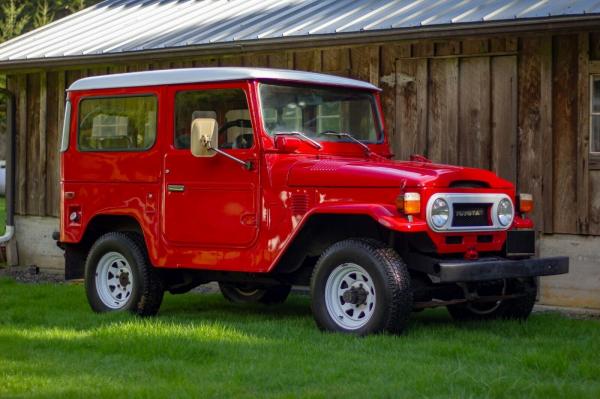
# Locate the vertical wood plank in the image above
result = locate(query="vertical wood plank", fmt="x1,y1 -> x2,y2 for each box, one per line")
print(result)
552,35 -> 578,233
395,58 -> 428,160
57,71 -> 70,218
458,57 -> 491,169
380,44 -> 404,157
243,53 -> 269,67
434,40 -> 461,57
293,50 -> 315,71
491,56 -> 518,182
462,39 -> 490,55
192,57 -> 218,67
540,37 -> 554,233
322,48 -> 350,76
267,53 -> 287,69
26,73 -> 41,216
590,32 -> 600,60
369,46 -> 380,86
15,75 -> 27,215
350,47 -> 370,82
219,55 -> 243,67
518,37 -> 544,230
428,58 -> 458,164
38,72 -> 47,216
577,33 -> 590,234
590,171 -> 600,235
412,41 -> 434,58
46,72 -> 60,217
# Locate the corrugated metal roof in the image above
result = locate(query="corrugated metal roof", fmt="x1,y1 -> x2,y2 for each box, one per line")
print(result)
0,0 -> 599,64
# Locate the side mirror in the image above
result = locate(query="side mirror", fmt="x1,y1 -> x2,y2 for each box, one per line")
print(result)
190,117 -> 218,157
274,135 -> 301,153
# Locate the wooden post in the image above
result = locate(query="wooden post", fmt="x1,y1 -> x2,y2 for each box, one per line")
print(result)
577,33 -> 590,234
38,72 -> 47,216
540,37 -> 553,234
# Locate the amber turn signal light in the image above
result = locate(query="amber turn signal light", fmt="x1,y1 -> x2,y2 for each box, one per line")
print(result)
396,192 -> 421,215
518,193 -> 533,213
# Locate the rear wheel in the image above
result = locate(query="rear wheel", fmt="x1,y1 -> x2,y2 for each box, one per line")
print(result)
447,278 -> 537,321
218,283 -> 291,305
85,232 -> 164,316
310,239 -> 412,336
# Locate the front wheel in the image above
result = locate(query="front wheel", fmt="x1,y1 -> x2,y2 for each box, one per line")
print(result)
85,232 -> 164,316
310,239 -> 412,336
447,278 -> 537,321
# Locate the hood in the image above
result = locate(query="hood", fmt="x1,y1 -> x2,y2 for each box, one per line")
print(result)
286,158 -> 513,189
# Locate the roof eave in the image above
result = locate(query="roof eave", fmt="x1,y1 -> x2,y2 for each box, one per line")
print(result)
1,15 -> 599,72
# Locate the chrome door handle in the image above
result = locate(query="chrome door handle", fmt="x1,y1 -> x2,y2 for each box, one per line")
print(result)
167,184 -> 185,192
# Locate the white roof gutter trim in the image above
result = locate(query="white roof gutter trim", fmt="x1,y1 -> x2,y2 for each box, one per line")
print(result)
67,67 -> 381,91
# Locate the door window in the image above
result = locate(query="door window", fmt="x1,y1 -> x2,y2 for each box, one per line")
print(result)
174,89 -> 253,150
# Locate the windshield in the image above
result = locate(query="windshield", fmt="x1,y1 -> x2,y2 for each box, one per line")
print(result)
259,83 -> 382,143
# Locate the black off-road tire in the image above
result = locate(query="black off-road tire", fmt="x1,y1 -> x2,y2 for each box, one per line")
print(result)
85,232 -> 164,316
447,278 -> 537,321
310,238 -> 412,336
219,283 -> 291,305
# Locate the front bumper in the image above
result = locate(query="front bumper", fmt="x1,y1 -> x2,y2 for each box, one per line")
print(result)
434,256 -> 569,283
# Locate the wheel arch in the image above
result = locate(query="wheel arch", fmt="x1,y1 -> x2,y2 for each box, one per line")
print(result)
270,213 -> 393,282
65,213 -> 147,280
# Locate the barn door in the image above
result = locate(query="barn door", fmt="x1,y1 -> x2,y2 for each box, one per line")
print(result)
395,55 -> 517,182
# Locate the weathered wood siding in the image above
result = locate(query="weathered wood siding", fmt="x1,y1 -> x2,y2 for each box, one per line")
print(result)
5,31 -> 600,236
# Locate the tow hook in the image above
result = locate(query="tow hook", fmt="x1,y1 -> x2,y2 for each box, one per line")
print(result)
464,248 -> 479,260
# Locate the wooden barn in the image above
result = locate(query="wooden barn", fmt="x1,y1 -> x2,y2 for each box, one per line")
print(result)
0,0 -> 599,309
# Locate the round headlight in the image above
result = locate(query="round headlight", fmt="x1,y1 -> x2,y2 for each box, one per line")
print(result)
431,198 -> 449,228
497,198 -> 514,226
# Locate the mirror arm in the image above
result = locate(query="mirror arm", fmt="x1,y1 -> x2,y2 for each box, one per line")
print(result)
208,146 -> 253,170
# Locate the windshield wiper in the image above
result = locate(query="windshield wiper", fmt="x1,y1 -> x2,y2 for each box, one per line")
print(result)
320,131 -> 371,155
274,131 -> 322,150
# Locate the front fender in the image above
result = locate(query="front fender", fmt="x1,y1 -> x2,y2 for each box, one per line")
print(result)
309,203 -> 428,232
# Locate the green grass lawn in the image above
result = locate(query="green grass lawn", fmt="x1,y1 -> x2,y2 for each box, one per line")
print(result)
0,279 -> 599,399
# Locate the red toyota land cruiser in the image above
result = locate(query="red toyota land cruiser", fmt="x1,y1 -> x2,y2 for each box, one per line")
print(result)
59,67 -> 568,335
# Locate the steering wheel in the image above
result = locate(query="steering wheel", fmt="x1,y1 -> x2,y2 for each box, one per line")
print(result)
218,119 -> 252,134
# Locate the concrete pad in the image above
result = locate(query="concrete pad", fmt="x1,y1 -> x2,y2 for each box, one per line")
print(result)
539,234 -> 600,310
12,215 -> 64,272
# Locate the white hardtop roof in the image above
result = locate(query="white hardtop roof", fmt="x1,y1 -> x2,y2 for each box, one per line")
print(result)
67,67 -> 380,92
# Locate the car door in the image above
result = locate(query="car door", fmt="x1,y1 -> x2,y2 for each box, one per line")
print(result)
162,82 -> 260,248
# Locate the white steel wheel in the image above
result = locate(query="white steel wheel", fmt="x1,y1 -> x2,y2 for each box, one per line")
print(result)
95,251 -> 134,309
324,263 -> 377,330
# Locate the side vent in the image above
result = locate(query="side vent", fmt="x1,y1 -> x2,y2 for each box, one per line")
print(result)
290,193 -> 309,216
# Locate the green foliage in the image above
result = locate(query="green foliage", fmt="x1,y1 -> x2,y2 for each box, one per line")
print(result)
0,1 -> 102,141
0,0 -> 103,43
0,279 -> 599,398
0,0 -> 30,42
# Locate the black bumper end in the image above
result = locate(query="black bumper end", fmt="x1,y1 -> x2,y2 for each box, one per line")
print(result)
435,256 -> 569,283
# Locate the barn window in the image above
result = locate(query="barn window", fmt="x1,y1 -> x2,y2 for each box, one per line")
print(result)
78,95 -> 157,151
592,75 -> 600,153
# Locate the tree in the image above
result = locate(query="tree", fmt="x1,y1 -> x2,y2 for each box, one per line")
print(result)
34,0 -> 55,29
0,1 -> 103,43
0,0 -> 30,42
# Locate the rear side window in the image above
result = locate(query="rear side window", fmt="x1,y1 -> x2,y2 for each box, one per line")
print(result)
78,95 -> 157,151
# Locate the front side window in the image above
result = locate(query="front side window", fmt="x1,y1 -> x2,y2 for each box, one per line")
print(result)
174,88 -> 253,150
78,95 -> 157,151
259,83 -> 381,143
592,75 -> 600,153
